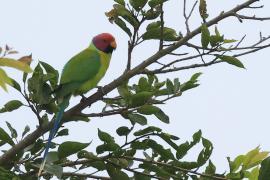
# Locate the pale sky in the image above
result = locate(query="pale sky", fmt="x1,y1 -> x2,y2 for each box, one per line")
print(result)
0,0 -> 270,177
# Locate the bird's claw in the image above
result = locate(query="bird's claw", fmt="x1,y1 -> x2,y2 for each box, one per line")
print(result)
80,95 -> 87,103
97,86 -> 106,96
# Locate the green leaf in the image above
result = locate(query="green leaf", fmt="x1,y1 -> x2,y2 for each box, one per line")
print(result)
190,72 -> 203,82
143,9 -> 161,20
137,105 -> 160,115
128,113 -> 148,125
129,0 -> 147,11
129,91 -> 153,107
22,72 -> 28,83
114,0 -> 125,6
0,68 -> 13,91
210,35 -> 224,47
131,140 -> 148,150
247,150 -> 269,168
214,26 -> 220,36
56,129 -> 69,137
40,61 -> 59,88
259,157 -> 270,180
147,139 -> 175,160
176,130 -> 202,161
22,125 -> 30,138
44,164 -> 63,179
218,55 -> 245,69
180,81 -> 200,92
114,17 -> 132,37
117,82 -> 131,100
204,160 -> 216,176
166,79 -> 174,94
125,149 -> 136,158
224,39 -> 238,43
10,78 -> 21,92
179,73 -> 202,93
138,77 -> 151,92
134,173 -> 151,180
0,127 -> 14,146
106,163 -> 130,180
249,167 -> 259,180
0,167 -> 19,179
192,130 -> 202,145
0,100 -> 23,113
228,155 -> 244,173
197,138 -> 213,166
77,150 -> 97,159
98,129 -> 115,143
176,141 -> 190,159
243,147 -> 269,170
96,143 -> 120,154
154,110 -> 169,124
154,81 -> 166,89
201,24 -> 210,48
28,64 -> 53,105
88,161 -> 106,171
46,151 -> 59,163
142,27 -> 178,41
113,4 -> 139,27
66,115 -> 90,122
148,0 -> 168,8
5,121 -> 17,139
30,139 -> 44,155
116,126 -> 131,136
159,133 -> 178,150
58,141 -> 90,159
139,163 -> 171,178
146,21 -> 161,31
134,126 -> 162,136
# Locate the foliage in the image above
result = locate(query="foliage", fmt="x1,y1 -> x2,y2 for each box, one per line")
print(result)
1,0 -> 270,179
0,46 -> 32,91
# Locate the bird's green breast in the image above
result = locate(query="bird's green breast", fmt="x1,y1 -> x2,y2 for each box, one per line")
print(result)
75,50 -> 112,95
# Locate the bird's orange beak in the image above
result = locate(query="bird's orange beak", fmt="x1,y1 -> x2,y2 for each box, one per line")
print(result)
110,40 -> 117,49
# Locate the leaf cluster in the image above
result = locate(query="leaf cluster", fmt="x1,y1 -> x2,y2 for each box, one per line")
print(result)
0,46 -> 32,91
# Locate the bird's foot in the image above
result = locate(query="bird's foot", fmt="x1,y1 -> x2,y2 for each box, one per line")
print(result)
97,86 -> 106,97
80,95 -> 87,103
80,95 -> 92,107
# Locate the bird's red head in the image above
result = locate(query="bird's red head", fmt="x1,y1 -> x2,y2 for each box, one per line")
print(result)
92,33 -> 117,54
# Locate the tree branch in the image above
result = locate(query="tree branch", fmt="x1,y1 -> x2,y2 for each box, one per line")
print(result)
0,0 -> 263,166
62,172 -> 111,180
122,156 -> 227,180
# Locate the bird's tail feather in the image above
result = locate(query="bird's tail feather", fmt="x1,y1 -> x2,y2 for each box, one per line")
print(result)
38,100 -> 67,177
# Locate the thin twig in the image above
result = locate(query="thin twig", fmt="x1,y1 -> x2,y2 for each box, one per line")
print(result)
62,172 -> 111,180
159,4 -> 164,51
184,0 -> 198,34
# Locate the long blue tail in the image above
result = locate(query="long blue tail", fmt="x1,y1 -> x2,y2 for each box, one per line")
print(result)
38,101 -> 67,177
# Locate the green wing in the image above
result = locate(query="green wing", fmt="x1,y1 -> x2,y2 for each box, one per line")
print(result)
57,48 -> 101,97
61,48 -> 101,84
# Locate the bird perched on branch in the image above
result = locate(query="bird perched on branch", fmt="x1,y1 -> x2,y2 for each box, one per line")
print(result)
38,33 -> 117,177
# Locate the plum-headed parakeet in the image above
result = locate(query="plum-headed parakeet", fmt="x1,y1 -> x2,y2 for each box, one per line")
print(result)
38,33 -> 117,177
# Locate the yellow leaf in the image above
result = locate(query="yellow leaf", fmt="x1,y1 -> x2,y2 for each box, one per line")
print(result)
18,54 -> 33,65
0,68 -> 13,92
0,78 -> 8,91
199,0 -> 209,20
0,58 -> 33,73
246,151 -> 269,169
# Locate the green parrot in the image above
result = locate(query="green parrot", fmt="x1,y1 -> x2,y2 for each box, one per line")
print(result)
38,33 -> 117,177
